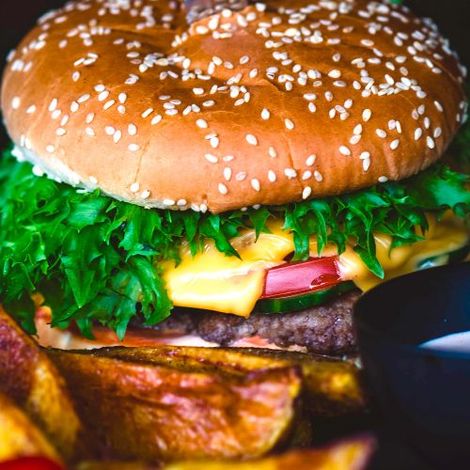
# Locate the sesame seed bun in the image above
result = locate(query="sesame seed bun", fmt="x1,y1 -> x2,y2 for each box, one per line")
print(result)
1,0 -> 467,213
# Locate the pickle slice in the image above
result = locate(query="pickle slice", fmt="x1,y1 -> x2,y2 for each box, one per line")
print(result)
254,282 -> 356,314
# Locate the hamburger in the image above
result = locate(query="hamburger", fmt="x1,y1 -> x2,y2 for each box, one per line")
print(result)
0,0 -> 469,355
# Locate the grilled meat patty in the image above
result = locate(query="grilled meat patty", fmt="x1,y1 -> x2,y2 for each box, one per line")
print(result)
134,291 -> 360,355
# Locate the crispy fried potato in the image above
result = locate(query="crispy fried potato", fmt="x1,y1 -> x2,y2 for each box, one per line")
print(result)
77,462 -> 158,470
48,348 -> 302,462
240,349 -> 365,416
0,307 -> 82,460
165,435 -> 376,470
97,346 -> 365,416
0,392 -> 60,462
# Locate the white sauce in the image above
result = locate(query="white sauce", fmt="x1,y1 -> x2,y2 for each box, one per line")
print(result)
420,331 -> 470,353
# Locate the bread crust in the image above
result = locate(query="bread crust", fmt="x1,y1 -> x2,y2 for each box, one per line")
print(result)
1,0 -> 466,213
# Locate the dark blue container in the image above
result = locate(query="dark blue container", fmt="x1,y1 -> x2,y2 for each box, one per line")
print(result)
354,263 -> 470,468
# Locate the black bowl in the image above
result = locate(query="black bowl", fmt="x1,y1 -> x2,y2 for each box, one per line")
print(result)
354,263 -> 470,468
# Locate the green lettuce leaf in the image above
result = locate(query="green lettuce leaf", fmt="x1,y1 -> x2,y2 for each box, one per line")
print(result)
0,146 -> 468,337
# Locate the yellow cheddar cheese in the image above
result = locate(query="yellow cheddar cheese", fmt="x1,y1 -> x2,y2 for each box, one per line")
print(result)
162,216 -> 469,316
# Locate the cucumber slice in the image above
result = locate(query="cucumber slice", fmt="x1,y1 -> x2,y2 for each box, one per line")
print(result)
254,282 -> 356,314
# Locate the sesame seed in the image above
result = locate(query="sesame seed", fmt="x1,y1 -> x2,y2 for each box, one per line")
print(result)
284,118 -> 295,130
118,93 -> 127,104
434,127 -> 442,138
378,176 -> 388,183
268,170 -> 277,182
26,105 -> 36,114
210,136 -> 219,149
328,69 -> 341,78
46,145 -> 55,153
98,90 -> 109,102
308,102 -> 317,113
362,109 -> 372,122
306,154 -> 316,166
314,170 -> 323,182
130,182 -> 140,193
360,151 -> 371,160
128,144 -> 140,152
113,130 -> 122,143
86,113 -> 95,124
414,128 -> 423,141
70,101 -> 79,113
151,115 -> 162,125
196,119 -> 208,129
142,108 -> 153,118
236,171 -> 247,181
141,190 -> 151,200
268,146 -> 277,158
363,159 -> 371,171
48,98 -> 58,112
246,134 -> 258,146
251,178 -> 261,192
284,168 -> 297,179
261,108 -> 270,120
426,136 -> 435,149
353,124 -> 363,135
350,135 -> 361,145
85,127 -> 95,137
78,94 -> 90,103
128,124 -> 137,136
218,183 -> 228,195
193,87 -> 204,95
205,153 -> 218,164
223,167 -> 232,181
302,186 -> 312,200
303,93 -> 316,101
302,170 -> 312,180
390,139 -> 400,150
105,126 -> 115,135
56,128 -> 66,136
376,129 -> 387,138
339,145 -> 351,156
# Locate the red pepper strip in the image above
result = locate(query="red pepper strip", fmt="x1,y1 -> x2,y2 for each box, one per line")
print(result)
0,457 -> 64,470
261,256 -> 342,299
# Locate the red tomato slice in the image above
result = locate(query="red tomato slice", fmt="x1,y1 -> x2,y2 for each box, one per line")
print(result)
261,257 -> 342,299
0,457 -> 64,470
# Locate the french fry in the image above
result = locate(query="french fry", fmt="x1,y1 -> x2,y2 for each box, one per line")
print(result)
98,346 -> 365,416
0,307 -> 83,460
0,392 -> 61,463
164,435 -> 376,470
48,348 -> 302,462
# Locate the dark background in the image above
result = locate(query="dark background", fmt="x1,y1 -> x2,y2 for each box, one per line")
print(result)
0,0 -> 469,148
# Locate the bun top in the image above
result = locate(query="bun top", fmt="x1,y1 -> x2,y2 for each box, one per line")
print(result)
1,0 -> 467,213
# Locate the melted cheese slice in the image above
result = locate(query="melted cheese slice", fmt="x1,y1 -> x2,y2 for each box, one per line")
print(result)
162,216 -> 469,317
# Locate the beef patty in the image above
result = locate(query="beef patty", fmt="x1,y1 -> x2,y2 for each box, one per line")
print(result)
134,290 -> 360,355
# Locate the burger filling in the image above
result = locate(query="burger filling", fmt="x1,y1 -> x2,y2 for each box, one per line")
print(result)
0,147 -> 469,350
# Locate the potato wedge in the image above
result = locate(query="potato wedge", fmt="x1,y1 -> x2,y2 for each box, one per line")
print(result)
97,346 -> 365,416
48,348 -> 302,462
165,435 -> 376,470
0,392 -> 60,462
0,306 -> 83,460
76,462 -> 158,470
